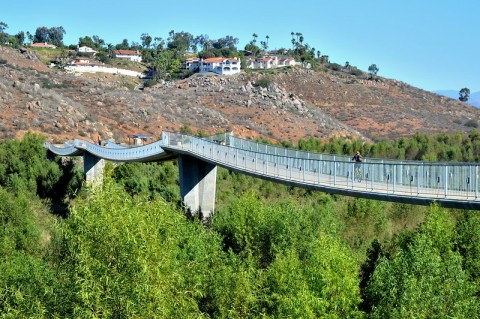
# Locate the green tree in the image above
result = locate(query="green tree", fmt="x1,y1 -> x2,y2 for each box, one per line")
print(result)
0,21 -> 7,33
92,35 -> 104,49
456,211 -> 480,284
167,30 -> 193,52
0,133 -> 62,197
78,35 -> 94,48
0,186 -> 62,317
368,64 -> 379,78
14,31 -> 25,47
140,32 -> 152,48
252,33 -> 258,44
264,235 -> 362,318
366,205 -> 480,318
34,26 -> 65,46
115,38 -> 130,50
459,87 -> 470,102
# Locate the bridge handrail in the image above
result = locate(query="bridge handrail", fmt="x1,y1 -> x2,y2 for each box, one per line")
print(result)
226,134 -> 479,166
162,131 -> 480,199
76,138 -> 170,162
162,131 -> 479,167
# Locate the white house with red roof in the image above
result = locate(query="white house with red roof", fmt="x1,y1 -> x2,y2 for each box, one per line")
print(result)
185,57 -> 200,71
279,57 -> 296,67
246,56 -> 296,69
77,46 -> 97,55
199,57 -> 240,75
113,50 -> 142,62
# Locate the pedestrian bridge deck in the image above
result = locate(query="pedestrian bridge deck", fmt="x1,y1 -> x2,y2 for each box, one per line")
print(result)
45,132 -> 480,210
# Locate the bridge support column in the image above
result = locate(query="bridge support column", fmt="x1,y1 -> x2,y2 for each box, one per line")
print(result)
178,155 -> 217,219
84,153 -> 105,185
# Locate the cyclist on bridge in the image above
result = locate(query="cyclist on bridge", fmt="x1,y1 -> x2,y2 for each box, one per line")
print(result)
352,150 -> 363,181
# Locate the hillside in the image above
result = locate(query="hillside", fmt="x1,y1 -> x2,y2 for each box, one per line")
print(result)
1,45 -> 479,144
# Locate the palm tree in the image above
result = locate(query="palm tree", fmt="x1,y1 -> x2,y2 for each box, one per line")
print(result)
252,33 -> 258,44
295,32 -> 301,41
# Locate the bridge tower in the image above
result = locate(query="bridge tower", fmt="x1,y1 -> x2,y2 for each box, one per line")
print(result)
178,154 -> 217,219
83,153 -> 105,185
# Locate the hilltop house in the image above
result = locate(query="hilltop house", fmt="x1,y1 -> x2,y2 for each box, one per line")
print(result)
199,57 -> 240,75
185,57 -> 200,71
65,57 -> 144,77
77,46 -> 97,55
113,50 -> 142,62
30,42 -> 57,49
68,57 -> 101,66
246,56 -> 296,69
279,57 -> 296,67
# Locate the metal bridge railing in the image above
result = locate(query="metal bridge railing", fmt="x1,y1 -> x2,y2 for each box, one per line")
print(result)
72,139 -> 168,162
162,132 -> 480,201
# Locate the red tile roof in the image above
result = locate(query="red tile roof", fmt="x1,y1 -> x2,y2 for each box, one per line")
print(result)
30,42 -> 56,48
203,57 -> 238,63
114,50 -> 141,55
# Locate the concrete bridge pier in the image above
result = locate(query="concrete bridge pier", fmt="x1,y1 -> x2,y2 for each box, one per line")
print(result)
84,153 -> 105,185
178,155 -> 217,219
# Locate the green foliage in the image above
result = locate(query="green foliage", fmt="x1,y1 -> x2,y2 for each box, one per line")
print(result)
56,180 -> 196,317
0,133 -> 62,196
328,62 -> 342,71
368,64 -> 379,77
53,178 -> 268,317
254,76 -> 271,88
350,67 -> 364,76
213,192 -> 363,317
143,78 -> 157,88
265,237 -> 363,318
0,187 -> 61,318
0,188 -> 40,256
459,87 -> 470,102
96,51 -> 111,64
365,205 -> 480,318
112,161 -> 180,203
465,119 -> 478,128
33,26 -> 66,47
456,211 -> 480,284
296,131 -> 480,162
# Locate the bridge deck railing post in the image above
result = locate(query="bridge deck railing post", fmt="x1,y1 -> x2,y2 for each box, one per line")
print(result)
444,165 -> 448,198
333,156 -> 337,186
371,163 -> 374,191
303,159 -> 305,181
476,166 -> 479,199
393,164 -> 396,194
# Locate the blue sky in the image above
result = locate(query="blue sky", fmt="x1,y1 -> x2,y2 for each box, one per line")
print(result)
3,0 -> 479,92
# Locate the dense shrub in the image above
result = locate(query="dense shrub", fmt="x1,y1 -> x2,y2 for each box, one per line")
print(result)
254,77 -> 271,88
350,67 -> 363,76
328,62 -> 342,71
0,132 -> 62,196
143,78 -> 157,88
465,119 -> 478,128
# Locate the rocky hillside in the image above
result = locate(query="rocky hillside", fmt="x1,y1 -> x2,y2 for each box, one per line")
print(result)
1,45 -> 478,144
